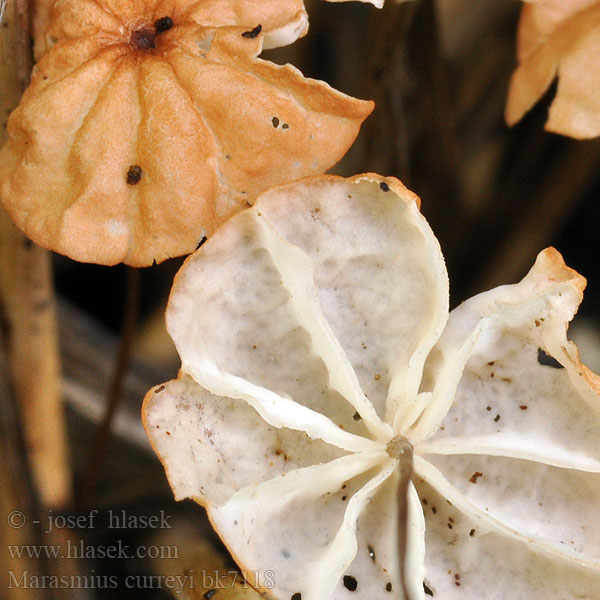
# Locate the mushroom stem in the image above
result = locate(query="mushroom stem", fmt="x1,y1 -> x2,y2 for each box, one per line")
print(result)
0,0 -> 71,511
78,266 -> 141,507
394,439 -> 414,600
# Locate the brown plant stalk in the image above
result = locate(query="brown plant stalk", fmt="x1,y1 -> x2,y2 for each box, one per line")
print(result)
0,0 -> 71,511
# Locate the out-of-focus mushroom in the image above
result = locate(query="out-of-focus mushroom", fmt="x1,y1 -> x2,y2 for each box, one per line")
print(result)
0,0 -> 373,266
506,0 -> 600,138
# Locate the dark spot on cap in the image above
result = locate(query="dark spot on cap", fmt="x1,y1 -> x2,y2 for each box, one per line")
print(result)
242,24 -> 262,38
291,594 -> 301,600
155,16 -> 173,33
380,181 -> 390,192
368,545 -> 375,560
432,506 -> 437,514
282,123 -> 290,129
423,581 -> 434,596
272,116 -> 280,128
385,582 -> 392,592
520,405 -> 528,410
486,406 -> 492,411
469,471 -> 483,484
203,590 -> 216,600
537,348 -> 564,369
469,529 -> 476,537
341,495 -> 347,501
353,412 -> 362,421
154,385 -> 165,394
494,414 -> 500,422
343,575 -> 358,591
127,165 -> 142,185
130,28 -> 155,50
281,548 -> 290,558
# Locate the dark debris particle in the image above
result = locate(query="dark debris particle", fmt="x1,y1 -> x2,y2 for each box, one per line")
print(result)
343,576 -> 358,592
23,238 -> 34,249
127,165 -> 143,185
469,529 -> 476,537
537,347 -> 564,369
494,414 -> 501,422
379,181 -> 390,192
341,495 -> 347,501
282,123 -> 290,129
242,24 -> 262,38
423,582 -> 434,596
291,594 -> 301,600
368,545 -> 376,560
155,16 -> 173,33
469,471 -> 483,484
520,405 -> 528,410
353,412 -> 362,421
203,589 -> 217,599
272,116 -> 280,128
385,582 -> 392,592
431,506 -> 437,514
154,385 -> 165,394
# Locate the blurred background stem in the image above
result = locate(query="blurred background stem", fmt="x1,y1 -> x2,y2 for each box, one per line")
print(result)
0,0 -> 71,514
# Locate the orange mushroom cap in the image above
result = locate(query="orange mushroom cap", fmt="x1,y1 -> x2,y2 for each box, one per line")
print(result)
1,0 -> 373,266
506,0 -> 600,139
